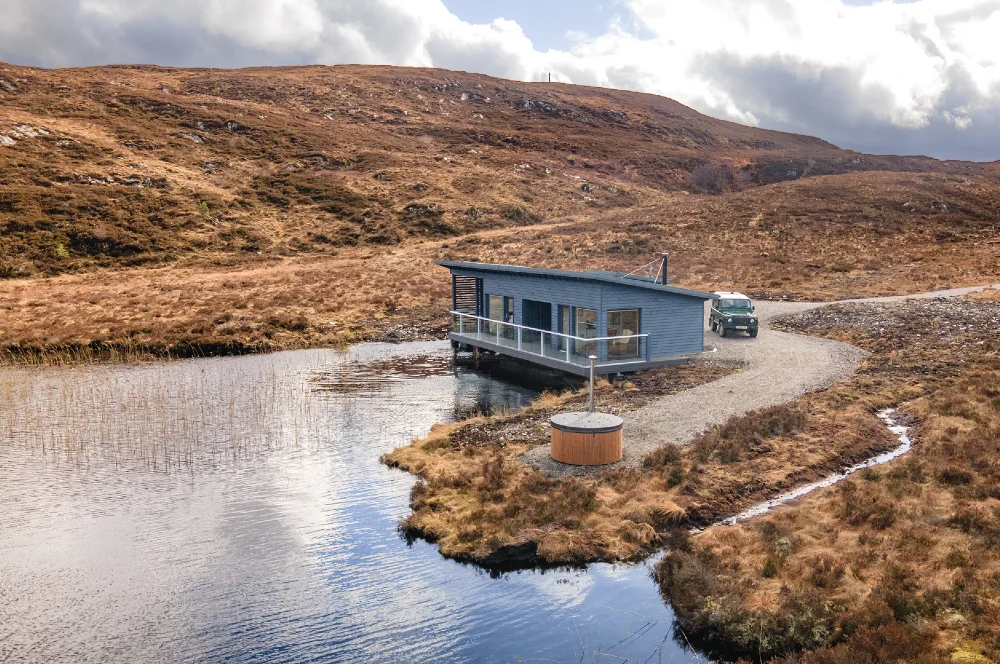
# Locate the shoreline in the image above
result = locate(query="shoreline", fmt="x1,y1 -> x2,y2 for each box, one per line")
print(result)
382,286 -> 999,572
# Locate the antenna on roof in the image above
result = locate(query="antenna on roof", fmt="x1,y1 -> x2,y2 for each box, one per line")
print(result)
621,254 -> 670,284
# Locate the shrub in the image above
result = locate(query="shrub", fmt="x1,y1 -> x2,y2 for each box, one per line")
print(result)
410,480 -> 428,508
762,556 -> 780,578
481,450 -> 505,491
503,206 -> 542,224
645,443 -> 681,467
808,555 -> 846,589
688,163 -> 736,194
659,549 -> 838,660
802,622 -> 938,664
266,314 -> 308,332
692,405 -> 806,463
939,467 -> 974,486
616,520 -> 656,546
838,481 -> 897,530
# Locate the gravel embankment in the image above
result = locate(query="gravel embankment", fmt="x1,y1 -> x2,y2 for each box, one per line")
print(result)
525,284 -> 999,477
779,296 -> 1000,343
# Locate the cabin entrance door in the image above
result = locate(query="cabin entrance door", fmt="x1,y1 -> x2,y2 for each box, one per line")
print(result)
521,300 -> 552,355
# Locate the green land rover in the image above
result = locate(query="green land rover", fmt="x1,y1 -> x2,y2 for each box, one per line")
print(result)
710,291 -> 759,338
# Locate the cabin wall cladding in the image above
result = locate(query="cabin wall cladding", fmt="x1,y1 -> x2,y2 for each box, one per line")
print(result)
452,268 -> 705,360
600,283 -> 705,358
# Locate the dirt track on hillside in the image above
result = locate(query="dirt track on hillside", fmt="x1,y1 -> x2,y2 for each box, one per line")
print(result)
525,283 -> 1000,476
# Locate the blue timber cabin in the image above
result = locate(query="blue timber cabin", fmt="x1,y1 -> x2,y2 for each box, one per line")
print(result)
438,257 -> 715,377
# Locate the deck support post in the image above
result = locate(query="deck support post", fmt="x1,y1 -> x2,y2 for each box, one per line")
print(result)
517,328 -> 522,350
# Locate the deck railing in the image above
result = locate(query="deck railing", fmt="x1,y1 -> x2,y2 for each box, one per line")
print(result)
450,311 -> 650,367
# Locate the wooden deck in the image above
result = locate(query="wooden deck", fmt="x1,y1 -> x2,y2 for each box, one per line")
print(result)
448,314 -> 699,376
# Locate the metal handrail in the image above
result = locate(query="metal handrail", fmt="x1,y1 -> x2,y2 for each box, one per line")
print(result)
449,311 -> 648,344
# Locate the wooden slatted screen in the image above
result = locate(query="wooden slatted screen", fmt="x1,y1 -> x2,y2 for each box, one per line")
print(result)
453,276 -> 482,315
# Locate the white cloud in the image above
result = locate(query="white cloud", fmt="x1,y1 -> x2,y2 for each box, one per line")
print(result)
1,0 -> 999,159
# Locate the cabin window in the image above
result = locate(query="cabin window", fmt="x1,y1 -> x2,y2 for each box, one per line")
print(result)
575,308 -> 598,357
608,309 -> 640,359
487,295 -> 514,338
522,300 -> 551,331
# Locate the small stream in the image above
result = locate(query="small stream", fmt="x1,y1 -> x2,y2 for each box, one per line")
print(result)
719,409 -> 914,526
0,342 -> 698,664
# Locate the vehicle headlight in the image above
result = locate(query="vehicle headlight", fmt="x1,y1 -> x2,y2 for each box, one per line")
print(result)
751,318 -> 757,324
727,318 -> 733,323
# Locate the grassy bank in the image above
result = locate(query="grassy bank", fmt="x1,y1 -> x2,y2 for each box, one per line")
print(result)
2,169 -> 997,366
658,290 -> 1000,663
382,342 -> 907,568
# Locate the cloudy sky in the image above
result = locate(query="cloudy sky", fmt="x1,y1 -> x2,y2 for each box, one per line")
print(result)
2,0 -> 999,161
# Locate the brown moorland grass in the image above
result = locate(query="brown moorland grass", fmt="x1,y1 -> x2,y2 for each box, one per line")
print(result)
382,341 -> 910,567
7,60 -> 954,281
659,292 -> 1000,663
1,62 -> 998,362
2,169 -> 998,363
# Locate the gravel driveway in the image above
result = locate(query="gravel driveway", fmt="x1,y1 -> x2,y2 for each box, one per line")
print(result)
526,283 -> 999,476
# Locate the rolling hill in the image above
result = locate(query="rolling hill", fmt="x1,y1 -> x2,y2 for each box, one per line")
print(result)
0,62 -> 997,358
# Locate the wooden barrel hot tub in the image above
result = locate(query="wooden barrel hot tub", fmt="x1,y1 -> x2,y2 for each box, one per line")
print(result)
550,412 -> 624,466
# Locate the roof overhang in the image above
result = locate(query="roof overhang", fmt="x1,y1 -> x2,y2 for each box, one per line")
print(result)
436,260 -> 715,300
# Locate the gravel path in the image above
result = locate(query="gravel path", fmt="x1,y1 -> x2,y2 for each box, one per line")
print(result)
526,283 -> 1000,477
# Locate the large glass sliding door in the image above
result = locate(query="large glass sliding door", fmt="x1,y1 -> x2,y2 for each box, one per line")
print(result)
521,300 -> 551,354
487,295 -> 503,335
608,309 -> 640,359
574,308 -> 597,358
487,295 -> 515,343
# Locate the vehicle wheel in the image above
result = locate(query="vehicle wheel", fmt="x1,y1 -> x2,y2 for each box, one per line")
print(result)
710,319 -> 718,332
749,329 -> 758,338
719,325 -> 727,338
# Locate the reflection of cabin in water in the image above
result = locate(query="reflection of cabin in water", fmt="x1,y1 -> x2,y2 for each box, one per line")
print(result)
438,258 -> 714,377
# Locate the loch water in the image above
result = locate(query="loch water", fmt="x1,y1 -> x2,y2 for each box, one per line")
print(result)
0,341 -> 697,663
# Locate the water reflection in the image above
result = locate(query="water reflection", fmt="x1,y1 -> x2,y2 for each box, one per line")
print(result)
0,341 -> 697,663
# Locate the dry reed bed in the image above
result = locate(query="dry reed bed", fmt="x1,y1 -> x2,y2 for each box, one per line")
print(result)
0,353 -> 333,470
658,290 -> 1000,663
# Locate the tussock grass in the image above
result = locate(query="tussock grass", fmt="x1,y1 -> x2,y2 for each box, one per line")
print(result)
689,404 -> 807,464
660,295 -> 1000,663
383,359 -> 898,567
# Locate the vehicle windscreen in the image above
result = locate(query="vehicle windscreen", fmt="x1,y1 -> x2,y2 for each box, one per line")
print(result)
721,299 -> 752,312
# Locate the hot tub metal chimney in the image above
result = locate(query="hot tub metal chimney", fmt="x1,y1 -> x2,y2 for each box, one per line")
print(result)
660,253 -> 669,285
588,355 -> 597,413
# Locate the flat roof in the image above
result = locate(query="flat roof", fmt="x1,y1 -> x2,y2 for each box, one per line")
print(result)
436,260 -> 714,300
